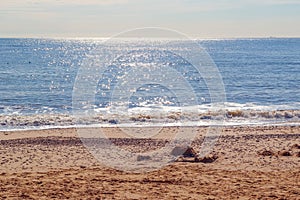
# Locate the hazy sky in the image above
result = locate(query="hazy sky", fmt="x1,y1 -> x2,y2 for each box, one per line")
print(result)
0,0 -> 299,38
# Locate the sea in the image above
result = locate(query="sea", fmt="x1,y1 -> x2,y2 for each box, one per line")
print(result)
0,38 -> 299,130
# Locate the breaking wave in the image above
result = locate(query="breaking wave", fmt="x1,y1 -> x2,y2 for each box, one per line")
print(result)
0,102 -> 299,130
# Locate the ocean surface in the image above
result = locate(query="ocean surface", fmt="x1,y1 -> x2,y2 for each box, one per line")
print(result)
0,38 -> 299,130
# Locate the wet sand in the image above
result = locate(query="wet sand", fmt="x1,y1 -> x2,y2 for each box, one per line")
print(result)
0,126 -> 299,199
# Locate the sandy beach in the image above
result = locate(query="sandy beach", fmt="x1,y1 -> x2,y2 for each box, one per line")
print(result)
0,125 -> 299,199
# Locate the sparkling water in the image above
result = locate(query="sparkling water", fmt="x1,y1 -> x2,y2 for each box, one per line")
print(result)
0,38 -> 299,129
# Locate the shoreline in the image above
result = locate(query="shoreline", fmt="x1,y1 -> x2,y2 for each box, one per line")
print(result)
0,121 -> 300,133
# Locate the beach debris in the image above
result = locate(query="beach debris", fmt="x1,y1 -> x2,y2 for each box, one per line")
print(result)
259,146 -> 300,157
257,149 -> 275,157
226,110 -> 243,118
172,146 -> 218,163
291,144 -> 300,149
137,155 -> 151,161
130,114 -> 151,122
194,154 -> 218,163
108,119 -> 118,124
278,150 -> 292,157
171,146 -> 197,157
199,115 -> 212,120
284,112 -> 293,118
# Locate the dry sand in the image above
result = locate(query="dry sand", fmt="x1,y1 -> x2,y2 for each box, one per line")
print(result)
0,126 -> 299,199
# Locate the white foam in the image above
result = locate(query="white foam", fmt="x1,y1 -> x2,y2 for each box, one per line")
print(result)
0,102 -> 300,131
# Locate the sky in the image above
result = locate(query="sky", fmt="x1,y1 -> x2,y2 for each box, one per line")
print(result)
0,0 -> 299,38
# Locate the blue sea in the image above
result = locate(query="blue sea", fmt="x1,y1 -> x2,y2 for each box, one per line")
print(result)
0,38 -> 299,130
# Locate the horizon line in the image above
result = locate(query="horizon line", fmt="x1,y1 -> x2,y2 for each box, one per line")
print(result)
0,36 -> 299,40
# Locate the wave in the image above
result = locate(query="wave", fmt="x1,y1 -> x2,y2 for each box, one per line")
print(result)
0,102 -> 300,130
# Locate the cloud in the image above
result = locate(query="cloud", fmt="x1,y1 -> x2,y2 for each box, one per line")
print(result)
261,0 -> 300,4
0,0 -> 129,9
0,0 -> 129,5
1,0 -> 299,13
0,0 -> 132,15
1,0 -> 299,16
37,0 -> 130,6
141,0 -> 300,13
